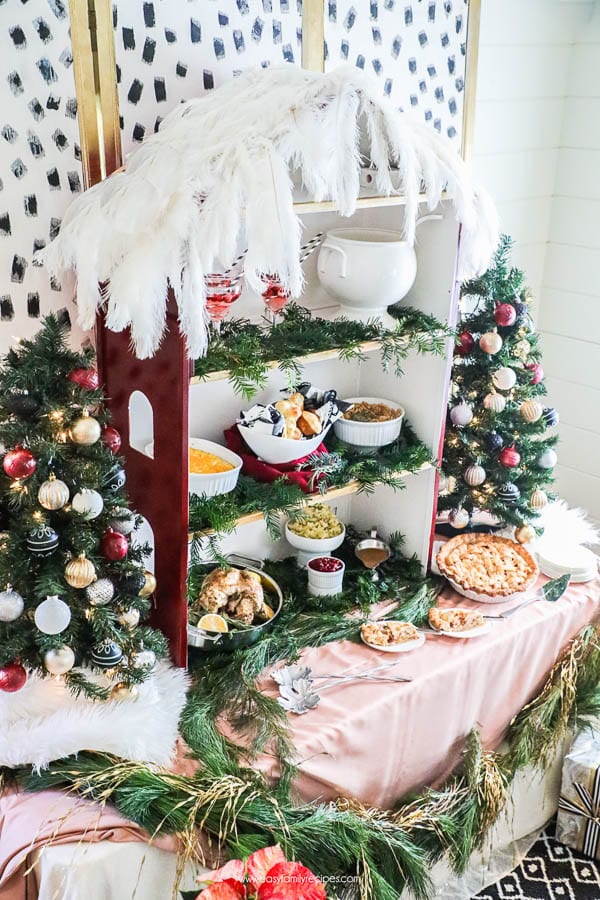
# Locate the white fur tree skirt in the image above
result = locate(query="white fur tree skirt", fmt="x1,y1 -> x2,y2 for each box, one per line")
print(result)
0,661 -> 188,770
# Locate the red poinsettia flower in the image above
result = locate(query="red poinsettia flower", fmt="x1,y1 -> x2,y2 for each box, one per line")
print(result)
246,846 -> 287,892
195,846 -> 324,900
195,880 -> 246,900
257,862 -> 326,900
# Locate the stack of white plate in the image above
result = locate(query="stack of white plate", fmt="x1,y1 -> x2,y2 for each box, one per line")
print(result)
537,545 -> 598,583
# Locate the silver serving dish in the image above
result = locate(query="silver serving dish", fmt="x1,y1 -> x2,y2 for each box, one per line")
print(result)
187,561 -> 283,653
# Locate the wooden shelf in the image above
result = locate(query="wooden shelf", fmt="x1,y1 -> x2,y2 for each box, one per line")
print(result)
291,189 -> 447,215
187,461 -> 433,540
190,339 -> 385,386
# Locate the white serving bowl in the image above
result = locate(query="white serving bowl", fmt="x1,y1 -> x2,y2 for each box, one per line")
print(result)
333,397 -> 404,448
306,557 -> 345,596
236,423 -> 331,465
147,438 -> 242,497
284,520 -> 346,567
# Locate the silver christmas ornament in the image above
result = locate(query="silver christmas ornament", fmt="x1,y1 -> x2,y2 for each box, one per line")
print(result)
450,402 -> 473,427
132,649 -> 156,670
483,392 -> 506,413
448,508 -> 470,529
0,587 -> 25,622
44,645 -> 75,675
492,367 -> 517,391
85,577 -> 115,607
464,464 -> 486,487
109,507 -> 136,535
537,448 -> 558,469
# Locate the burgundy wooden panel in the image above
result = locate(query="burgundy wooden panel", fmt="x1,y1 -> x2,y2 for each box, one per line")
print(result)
96,291 -> 191,666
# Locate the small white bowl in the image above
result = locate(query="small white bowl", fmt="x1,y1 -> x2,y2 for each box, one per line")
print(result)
147,438 -> 242,497
236,423 -> 331,465
306,557 -> 345,596
333,397 -> 404,448
285,520 -> 346,567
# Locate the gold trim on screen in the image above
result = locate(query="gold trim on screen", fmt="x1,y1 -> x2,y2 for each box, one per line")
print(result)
462,0 -> 481,163
68,0 -> 102,187
302,0 -> 325,72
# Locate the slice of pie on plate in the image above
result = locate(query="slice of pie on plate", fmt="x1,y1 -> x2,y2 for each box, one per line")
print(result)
361,620 -> 419,646
429,607 -> 485,633
436,533 -> 538,601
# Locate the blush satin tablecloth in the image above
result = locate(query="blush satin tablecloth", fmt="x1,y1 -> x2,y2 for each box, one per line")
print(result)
255,574 -> 600,808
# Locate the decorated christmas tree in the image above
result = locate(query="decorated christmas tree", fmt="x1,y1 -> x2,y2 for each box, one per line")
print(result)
438,236 -> 559,542
0,313 -> 166,698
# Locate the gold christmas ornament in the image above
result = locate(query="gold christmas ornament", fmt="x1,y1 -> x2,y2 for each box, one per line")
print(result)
515,524 -> 536,544
520,399 -> 543,423
64,553 -> 96,589
479,331 -> 503,355
531,488 -> 548,510
483,392 -> 506,413
464,464 -> 486,487
38,474 -> 70,510
110,683 -> 139,701
118,607 -> 140,628
69,410 -> 102,445
139,570 -> 157,598
514,339 -> 531,360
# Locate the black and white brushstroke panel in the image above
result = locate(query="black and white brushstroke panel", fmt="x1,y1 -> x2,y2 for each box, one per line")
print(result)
324,0 -> 469,146
114,0 -> 303,157
0,0 -> 82,336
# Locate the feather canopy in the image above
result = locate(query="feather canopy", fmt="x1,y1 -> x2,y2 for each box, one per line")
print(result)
40,64 -> 498,360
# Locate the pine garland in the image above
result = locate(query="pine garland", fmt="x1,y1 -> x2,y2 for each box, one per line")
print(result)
13,623 -> 600,900
193,304 -> 451,399
188,422 -> 433,549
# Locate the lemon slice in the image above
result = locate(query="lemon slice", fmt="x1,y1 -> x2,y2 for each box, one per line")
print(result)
198,613 -> 229,633
262,603 -> 275,620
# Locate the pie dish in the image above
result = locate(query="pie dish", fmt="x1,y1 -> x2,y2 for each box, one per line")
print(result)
360,620 -> 425,653
436,533 -> 538,604
428,607 -> 491,639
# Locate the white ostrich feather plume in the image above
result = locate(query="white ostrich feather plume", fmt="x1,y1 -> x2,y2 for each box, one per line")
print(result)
39,64 -> 499,360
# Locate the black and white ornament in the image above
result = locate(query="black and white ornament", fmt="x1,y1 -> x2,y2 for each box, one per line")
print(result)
109,507 -> 136,536
103,467 -> 126,492
497,483 -> 521,503
464,464 -> 486,487
38,474 -> 70,510
543,407 -> 559,428
6,392 -> 42,420
27,525 -> 59,557
485,431 -> 504,452
85,578 -> 115,607
91,640 -> 123,668
0,587 -> 25,622
119,572 -> 146,595
72,489 -> 104,520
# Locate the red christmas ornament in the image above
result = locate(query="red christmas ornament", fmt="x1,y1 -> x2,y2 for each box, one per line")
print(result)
3,446 -> 37,479
526,362 -> 544,384
0,662 -> 27,692
101,528 -> 129,560
455,331 -> 475,356
68,368 -> 99,391
102,425 -> 122,454
499,446 -> 521,468
494,304 -> 517,327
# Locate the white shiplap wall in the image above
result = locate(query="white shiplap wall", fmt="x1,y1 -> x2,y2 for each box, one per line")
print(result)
539,5 -> 600,522
472,0 -> 600,524
472,0 -> 593,310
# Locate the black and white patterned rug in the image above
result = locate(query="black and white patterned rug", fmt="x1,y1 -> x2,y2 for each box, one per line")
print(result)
474,825 -> 600,900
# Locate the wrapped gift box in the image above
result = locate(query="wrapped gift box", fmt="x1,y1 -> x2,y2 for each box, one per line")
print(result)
556,730 -> 600,858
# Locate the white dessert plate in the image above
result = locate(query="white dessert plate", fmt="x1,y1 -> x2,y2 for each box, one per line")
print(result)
361,623 -> 425,653
428,610 -> 492,639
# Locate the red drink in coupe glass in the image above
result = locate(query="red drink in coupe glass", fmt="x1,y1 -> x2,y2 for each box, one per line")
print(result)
204,274 -> 242,323
261,275 -> 291,315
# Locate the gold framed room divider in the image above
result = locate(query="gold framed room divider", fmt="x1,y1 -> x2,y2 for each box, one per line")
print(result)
68,0 -> 481,190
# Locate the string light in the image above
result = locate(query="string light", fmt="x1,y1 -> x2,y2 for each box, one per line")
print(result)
49,410 -> 64,423
32,511 -> 44,522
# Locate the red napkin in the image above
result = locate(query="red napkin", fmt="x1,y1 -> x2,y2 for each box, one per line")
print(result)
224,426 -> 327,494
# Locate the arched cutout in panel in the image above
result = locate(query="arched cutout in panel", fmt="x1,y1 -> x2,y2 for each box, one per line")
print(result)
128,390 -> 154,457
132,514 -> 155,573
